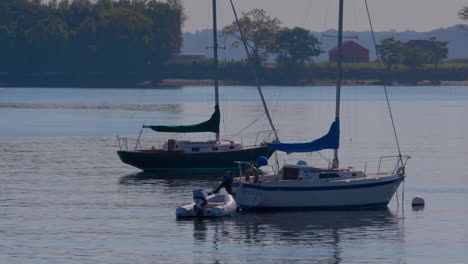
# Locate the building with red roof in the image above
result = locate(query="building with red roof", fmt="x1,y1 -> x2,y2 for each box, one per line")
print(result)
329,41 -> 369,63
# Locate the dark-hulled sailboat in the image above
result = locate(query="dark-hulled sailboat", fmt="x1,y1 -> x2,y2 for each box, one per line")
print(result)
117,0 -> 275,172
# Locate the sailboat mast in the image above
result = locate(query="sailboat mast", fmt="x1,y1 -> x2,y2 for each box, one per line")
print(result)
332,0 -> 344,169
212,0 -> 220,141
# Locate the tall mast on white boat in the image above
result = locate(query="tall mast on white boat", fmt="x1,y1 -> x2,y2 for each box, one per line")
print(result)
212,0 -> 220,141
332,0 -> 344,169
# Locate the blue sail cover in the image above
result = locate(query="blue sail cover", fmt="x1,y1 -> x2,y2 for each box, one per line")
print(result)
267,119 -> 340,153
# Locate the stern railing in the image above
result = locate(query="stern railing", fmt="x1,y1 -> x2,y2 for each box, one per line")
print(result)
117,136 -> 142,151
118,136 -> 165,151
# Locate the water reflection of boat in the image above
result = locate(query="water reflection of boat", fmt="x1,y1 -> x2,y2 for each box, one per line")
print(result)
119,171 -> 222,186
233,209 -> 400,237
187,209 -> 402,237
180,209 -> 404,263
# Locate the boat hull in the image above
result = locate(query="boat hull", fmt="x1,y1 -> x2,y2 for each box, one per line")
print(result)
232,175 -> 404,210
117,146 -> 273,172
176,194 -> 237,218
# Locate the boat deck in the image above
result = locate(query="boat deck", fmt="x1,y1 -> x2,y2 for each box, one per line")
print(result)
238,172 -> 397,184
122,144 -> 265,154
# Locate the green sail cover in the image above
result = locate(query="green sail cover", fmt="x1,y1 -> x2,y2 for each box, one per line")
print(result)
145,106 -> 220,133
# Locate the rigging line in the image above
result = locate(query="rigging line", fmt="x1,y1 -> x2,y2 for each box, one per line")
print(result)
302,0 -> 313,27
364,0 -> 404,166
216,0 -> 226,62
322,0 -> 332,31
228,0 -> 279,142
230,112 -> 266,138
317,151 -> 332,165
204,1 -> 212,57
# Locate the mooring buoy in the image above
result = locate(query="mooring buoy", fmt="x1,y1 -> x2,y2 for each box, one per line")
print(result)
411,196 -> 425,206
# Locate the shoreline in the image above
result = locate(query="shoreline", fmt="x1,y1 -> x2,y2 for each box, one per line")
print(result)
160,79 -> 468,87
1,78 -> 467,88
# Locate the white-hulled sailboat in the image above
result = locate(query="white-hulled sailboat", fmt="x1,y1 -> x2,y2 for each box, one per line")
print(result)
232,0 -> 410,210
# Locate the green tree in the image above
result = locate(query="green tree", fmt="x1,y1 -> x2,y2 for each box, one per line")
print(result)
0,25 -> 10,44
74,17 -> 98,70
376,37 -> 402,70
24,16 -> 70,70
58,0 -> 70,10
223,8 -> 281,65
459,6 -> 468,20
0,0 -> 182,73
458,6 -> 468,31
75,17 -> 97,46
0,25 -> 12,70
0,1 -> 12,26
401,47 -> 429,70
97,7 -> 153,72
48,0 -> 59,9
427,36 -> 448,69
167,0 -> 187,26
7,0 -> 48,34
96,0 -> 112,11
271,27 -> 322,65
65,0 -> 96,30
144,0 -> 183,57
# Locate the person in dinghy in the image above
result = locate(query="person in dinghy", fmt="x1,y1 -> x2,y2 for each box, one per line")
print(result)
212,171 -> 234,195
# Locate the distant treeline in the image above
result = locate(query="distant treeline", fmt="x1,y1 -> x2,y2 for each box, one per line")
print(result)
1,61 -> 467,87
161,61 -> 468,85
0,0 -> 182,73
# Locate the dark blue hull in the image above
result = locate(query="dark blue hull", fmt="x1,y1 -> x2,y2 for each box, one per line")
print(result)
117,146 -> 274,172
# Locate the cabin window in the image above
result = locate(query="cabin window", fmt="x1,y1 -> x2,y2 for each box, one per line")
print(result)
192,148 -> 200,152
176,145 -> 178,148
283,167 -> 300,180
229,146 -> 234,149
212,147 -> 218,151
352,173 -> 357,177
319,173 -> 340,179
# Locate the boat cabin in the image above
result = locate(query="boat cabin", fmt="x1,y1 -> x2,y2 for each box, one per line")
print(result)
276,165 -> 367,183
162,139 -> 243,153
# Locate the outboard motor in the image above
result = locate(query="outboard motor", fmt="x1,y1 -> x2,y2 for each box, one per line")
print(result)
192,189 -> 207,218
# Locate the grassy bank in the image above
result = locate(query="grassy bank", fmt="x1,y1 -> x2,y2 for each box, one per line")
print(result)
1,61 -> 467,87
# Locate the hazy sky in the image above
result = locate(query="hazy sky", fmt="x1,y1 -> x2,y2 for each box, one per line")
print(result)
180,0 -> 468,33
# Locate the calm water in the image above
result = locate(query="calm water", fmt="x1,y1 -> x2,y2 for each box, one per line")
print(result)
1,86 -> 467,263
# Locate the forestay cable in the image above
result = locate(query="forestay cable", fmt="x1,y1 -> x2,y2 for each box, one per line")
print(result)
228,0 -> 279,142
364,0 -> 403,167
